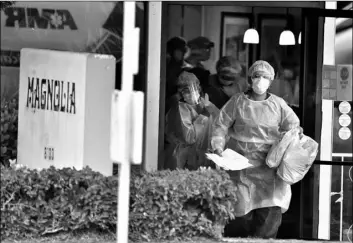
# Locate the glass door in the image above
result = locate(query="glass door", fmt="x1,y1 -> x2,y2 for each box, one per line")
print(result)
300,7 -> 352,241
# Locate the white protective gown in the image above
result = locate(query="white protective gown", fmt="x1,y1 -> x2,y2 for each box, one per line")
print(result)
165,100 -> 219,170
211,92 -> 300,216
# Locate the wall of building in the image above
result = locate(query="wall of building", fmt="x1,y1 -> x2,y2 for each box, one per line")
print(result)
167,4 -> 303,74
202,6 -> 249,73
167,5 -> 202,41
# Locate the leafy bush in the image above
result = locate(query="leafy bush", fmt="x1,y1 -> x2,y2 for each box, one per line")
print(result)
1,166 -> 119,239
1,98 -> 18,166
129,168 -> 237,241
1,165 -> 237,242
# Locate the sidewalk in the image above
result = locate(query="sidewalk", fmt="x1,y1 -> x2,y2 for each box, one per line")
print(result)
2,237 -> 349,243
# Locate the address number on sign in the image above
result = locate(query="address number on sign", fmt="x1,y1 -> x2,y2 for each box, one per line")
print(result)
44,147 -> 55,161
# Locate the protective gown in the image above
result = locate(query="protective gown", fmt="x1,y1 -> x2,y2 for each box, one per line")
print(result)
165,100 -> 219,170
211,92 -> 300,216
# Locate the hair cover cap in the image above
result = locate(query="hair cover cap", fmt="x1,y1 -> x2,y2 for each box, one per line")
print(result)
177,71 -> 200,92
249,60 -> 275,80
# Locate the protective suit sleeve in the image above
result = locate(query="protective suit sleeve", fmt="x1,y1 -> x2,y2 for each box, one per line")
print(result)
179,103 -> 208,145
278,97 -> 301,132
211,95 -> 238,151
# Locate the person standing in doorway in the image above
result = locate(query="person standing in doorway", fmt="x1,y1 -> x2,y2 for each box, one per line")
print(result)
165,36 -> 192,114
206,56 -> 249,109
185,36 -> 214,91
164,71 -> 219,170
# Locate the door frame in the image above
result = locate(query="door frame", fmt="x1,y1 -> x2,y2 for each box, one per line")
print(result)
300,6 -> 353,240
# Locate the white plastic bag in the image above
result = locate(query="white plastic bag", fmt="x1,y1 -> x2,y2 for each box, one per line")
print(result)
266,128 -> 300,168
277,134 -> 319,185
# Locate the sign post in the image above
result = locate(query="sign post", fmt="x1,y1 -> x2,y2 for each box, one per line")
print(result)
110,2 -> 141,243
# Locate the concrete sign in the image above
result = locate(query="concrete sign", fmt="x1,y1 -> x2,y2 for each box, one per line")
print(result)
18,48 -> 115,176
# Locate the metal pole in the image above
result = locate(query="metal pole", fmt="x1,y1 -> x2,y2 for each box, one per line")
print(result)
318,2 -> 337,239
117,157 -> 131,243
340,157 -> 344,241
121,2 -> 135,93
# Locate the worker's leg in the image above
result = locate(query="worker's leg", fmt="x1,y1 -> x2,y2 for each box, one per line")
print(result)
251,206 -> 282,239
224,210 -> 254,238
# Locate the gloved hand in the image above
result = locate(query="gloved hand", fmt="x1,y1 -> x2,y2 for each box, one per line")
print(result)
211,136 -> 225,156
207,147 -> 223,156
200,93 -> 220,117
214,148 -> 223,156
280,127 -> 304,140
198,93 -> 210,109
203,93 -> 211,107
298,127 -> 304,139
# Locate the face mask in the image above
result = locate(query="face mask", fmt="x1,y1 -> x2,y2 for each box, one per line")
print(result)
252,77 -> 270,95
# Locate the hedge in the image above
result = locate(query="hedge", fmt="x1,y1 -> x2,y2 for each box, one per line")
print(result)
0,98 -> 18,166
0,165 -> 238,242
0,96 -> 238,241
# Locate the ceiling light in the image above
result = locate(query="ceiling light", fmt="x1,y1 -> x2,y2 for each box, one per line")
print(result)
279,8 -> 296,46
243,7 -> 259,44
244,28 -> 259,44
298,32 -> 301,44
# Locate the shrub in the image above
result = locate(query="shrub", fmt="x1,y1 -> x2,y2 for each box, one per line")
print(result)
0,98 -> 18,166
1,165 -> 237,241
129,168 -> 237,241
0,165 -> 119,239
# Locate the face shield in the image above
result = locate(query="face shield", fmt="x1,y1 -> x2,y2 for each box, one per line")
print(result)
177,71 -> 201,105
180,82 -> 201,105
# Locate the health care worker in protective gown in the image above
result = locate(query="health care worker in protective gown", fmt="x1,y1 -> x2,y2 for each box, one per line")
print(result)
211,60 -> 301,239
164,71 -> 219,170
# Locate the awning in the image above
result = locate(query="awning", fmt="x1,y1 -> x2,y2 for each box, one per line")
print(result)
1,2 -> 145,99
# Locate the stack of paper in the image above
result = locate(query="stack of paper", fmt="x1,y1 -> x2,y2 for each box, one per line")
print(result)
206,149 -> 253,171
